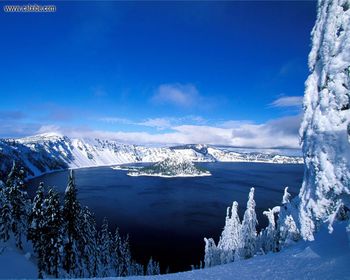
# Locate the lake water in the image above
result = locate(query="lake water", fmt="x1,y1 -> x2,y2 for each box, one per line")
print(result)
28,162 -> 304,273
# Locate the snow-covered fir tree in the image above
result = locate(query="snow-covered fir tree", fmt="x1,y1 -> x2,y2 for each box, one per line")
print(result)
259,206 -> 280,253
203,237 -> 220,268
28,183 -> 47,278
276,187 -> 300,249
62,169 -> 81,275
5,161 -> 29,249
130,261 -> 144,276
217,201 -> 241,264
0,179 -> 12,242
238,187 -> 258,259
120,234 -> 133,276
146,257 -> 160,275
112,227 -> 123,276
98,217 -> 113,277
298,0 -> 350,240
43,188 -> 63,278
78,206 -> 98,278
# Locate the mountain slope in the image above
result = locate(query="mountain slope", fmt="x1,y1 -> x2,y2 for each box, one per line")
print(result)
0,133 -> 303,180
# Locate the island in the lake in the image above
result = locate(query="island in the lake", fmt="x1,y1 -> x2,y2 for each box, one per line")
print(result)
114,157 -> 212,178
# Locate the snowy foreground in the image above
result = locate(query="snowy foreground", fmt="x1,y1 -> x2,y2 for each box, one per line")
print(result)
0,223 -> 349,279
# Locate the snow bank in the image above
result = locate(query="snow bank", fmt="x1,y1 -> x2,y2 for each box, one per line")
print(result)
98,222 -> 350,280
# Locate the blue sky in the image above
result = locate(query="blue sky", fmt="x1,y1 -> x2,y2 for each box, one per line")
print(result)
0,1 -> 317,148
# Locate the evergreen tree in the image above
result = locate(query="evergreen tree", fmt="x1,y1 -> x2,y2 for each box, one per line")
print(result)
112,228 -> 122,276
44,188 -> 63,278
98,217 -> 113,277
203,237 -> 219,268
0,180 -> 5,205
0,180 -> 11,242
260,206 -> 280,253
217,201 -> 241,264
77,206 -> 98,278
119,234 -> 132,276
276,187 -> 300,250
5,162 -> 29,250
146,257 -> 160,275
62,169 -> 81,275
282,187 -> 291,204
0,199 -> 12,242
238,187 -> 258,259
129,261 -> 144,276
28,182 -> 46,278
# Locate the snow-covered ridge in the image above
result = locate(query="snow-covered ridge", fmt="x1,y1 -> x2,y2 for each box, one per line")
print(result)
126,157 -> 212,177
0,133 -> 303,179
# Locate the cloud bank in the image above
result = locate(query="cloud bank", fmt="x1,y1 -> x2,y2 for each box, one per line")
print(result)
35,114 -> 302,149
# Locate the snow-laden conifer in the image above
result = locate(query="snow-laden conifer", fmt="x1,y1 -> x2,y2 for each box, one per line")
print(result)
298,0 -> 350,240
217,201 -> 241,263
238,187 -> 258,259
98,217 -> 113,277
5,162 -> 29,250
43,188 -> 63,278
28,182 -> 46,278
62,169 -> 81,275
260,206 -> 280,253
146,257 -> 160,275
78,206 -> 98,278
204,237 -> 220,268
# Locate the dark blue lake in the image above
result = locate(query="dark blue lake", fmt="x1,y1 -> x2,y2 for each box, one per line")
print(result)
28,162 -> 304,273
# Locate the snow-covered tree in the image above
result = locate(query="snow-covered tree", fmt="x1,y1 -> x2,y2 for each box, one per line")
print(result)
238,187 -> 258,259
112,227 -> 123,276
0,179 -> 12,242
203,237 -> 220,268
5,162 -> 29,249
282,187 -> 291,204
98,217 -> 113,277
260,206 -> 280,253
280,215 -> 300,247
62,169 -> 81,275
146,257 -> 160,275
217,201 -> 241,263
28,183 -> 47,278
43,188 -> 63,278
129,261 -> 144,276
77,206 -> 98,278
298,0 -> 350,240
0,200 -> 11,242
119,234 -> 132,276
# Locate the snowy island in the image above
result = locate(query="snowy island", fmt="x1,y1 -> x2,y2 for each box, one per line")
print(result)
125,157 -> 212,178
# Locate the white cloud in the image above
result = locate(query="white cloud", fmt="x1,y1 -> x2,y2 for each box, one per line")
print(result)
36,125 -> 63,134
99,117 -> 132,124
99,115 -> 206,130
137,118 -> 172,130
41,114 -> 302,149
152,83 -> 200,107
270,96 -> 303,108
